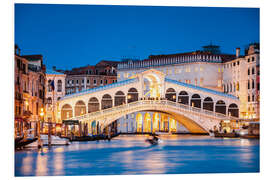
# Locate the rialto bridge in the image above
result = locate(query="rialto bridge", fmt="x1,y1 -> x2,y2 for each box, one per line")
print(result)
57,69 -> 240,134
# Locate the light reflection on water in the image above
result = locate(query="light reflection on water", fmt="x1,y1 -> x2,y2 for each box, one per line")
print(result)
15,135 -> 259,176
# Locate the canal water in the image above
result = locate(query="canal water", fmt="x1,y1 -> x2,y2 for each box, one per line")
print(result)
15,135 -> 259,176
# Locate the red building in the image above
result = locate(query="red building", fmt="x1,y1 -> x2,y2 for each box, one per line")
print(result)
55,60 -> 119,95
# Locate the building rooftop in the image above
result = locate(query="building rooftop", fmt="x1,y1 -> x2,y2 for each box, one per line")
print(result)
21,55 -> 43,61
165,78 -> 238,100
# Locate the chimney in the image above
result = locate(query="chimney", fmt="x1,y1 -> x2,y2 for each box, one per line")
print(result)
53,66 -> 56,71
248,44 -> 255,55
236,48 -> 240,58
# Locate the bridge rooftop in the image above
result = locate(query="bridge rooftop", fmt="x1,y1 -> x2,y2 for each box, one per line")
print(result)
165,78 -> 238,100
60,78 -> 138,100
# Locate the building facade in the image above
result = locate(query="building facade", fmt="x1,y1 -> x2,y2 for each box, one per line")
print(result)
45,69 -> 66,124
14,45 -> 46,136
57,60 -> 119,95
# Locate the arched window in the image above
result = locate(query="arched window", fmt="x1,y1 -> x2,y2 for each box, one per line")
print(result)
127,88 -> 138,103
215,100 -> 226,115
228,104 -> 239,117
101,94 -> 113,109
47,97 -> 52,104
57,80 -> 62,92
114,91 -> 125,106
178,91 -> 189,105
75,100 -> 86,116
88,97 -> 99,113
203,97 -> 214,111
165,88 -> 176,102
191,94 -> 201,108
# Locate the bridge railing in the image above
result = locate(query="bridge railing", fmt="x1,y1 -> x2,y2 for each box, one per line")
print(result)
66,99 -> 238,121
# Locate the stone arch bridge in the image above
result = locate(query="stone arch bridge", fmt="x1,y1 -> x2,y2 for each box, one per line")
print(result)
57,69 -> 240,134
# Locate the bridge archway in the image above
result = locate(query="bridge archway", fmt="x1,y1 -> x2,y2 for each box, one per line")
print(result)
101,94 -> 113,109
143,73 -> 162,98
143,113 -> 151,133
114,91 -> 126,106
215,100 -> 226,115
178,91 -> 189,105
136,113 -> 143,132
152,112 -> 160,132
228,103 -> 239,117
203,97 -> 214,111
165,88 -> 176,102
88,97 -> 99,113
191,94 -> 201,108
128,88 -> 138,103
75,100 -> 86,116
61,104 -> 72,120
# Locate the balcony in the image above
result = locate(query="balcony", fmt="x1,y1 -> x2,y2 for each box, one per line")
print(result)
23,110 -> 32,118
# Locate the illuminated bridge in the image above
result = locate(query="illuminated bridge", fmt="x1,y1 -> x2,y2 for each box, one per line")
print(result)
57,69 -> 240,134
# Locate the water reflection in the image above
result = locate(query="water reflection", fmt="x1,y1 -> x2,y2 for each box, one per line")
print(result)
15,135 -> 259,176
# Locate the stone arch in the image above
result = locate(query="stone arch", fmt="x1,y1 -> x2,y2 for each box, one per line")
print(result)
101,94 -> 113,109
61,104 -> 72,120
114,91 -> 126,106
88,97 -> 99,113
143,112 -> 151,133
203,97 -> 214,111
215,100 -> 226,115
75,100 -> 86,116
178,91 -> 189,105
127,88 -> 138,103
191,94 -> 201,108
228,103 -> 239,117
136,113 -> 143,132
165,88 -> 176,102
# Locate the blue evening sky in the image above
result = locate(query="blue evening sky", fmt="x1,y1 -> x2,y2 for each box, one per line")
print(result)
15,4 -> 259,70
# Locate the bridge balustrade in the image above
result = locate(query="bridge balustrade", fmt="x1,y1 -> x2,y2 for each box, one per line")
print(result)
64,99 -> 238,124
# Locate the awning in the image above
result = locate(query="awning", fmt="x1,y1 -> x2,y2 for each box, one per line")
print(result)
62,120 -> 79,125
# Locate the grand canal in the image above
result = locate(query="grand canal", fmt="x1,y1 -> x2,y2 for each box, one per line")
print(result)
15,135 -> 259,176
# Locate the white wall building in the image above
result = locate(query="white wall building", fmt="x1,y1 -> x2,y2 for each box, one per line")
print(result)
45,69 -> 66,123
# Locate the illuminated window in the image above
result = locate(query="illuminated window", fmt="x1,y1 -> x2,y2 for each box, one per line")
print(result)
200,78 -> 204,86
236,82 -> 239,91
195,67 -> 198,72
218,68 -> 220,72
218,80 -> 222,87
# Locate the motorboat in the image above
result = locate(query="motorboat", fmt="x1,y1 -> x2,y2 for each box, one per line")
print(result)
145,135 -> 160,145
